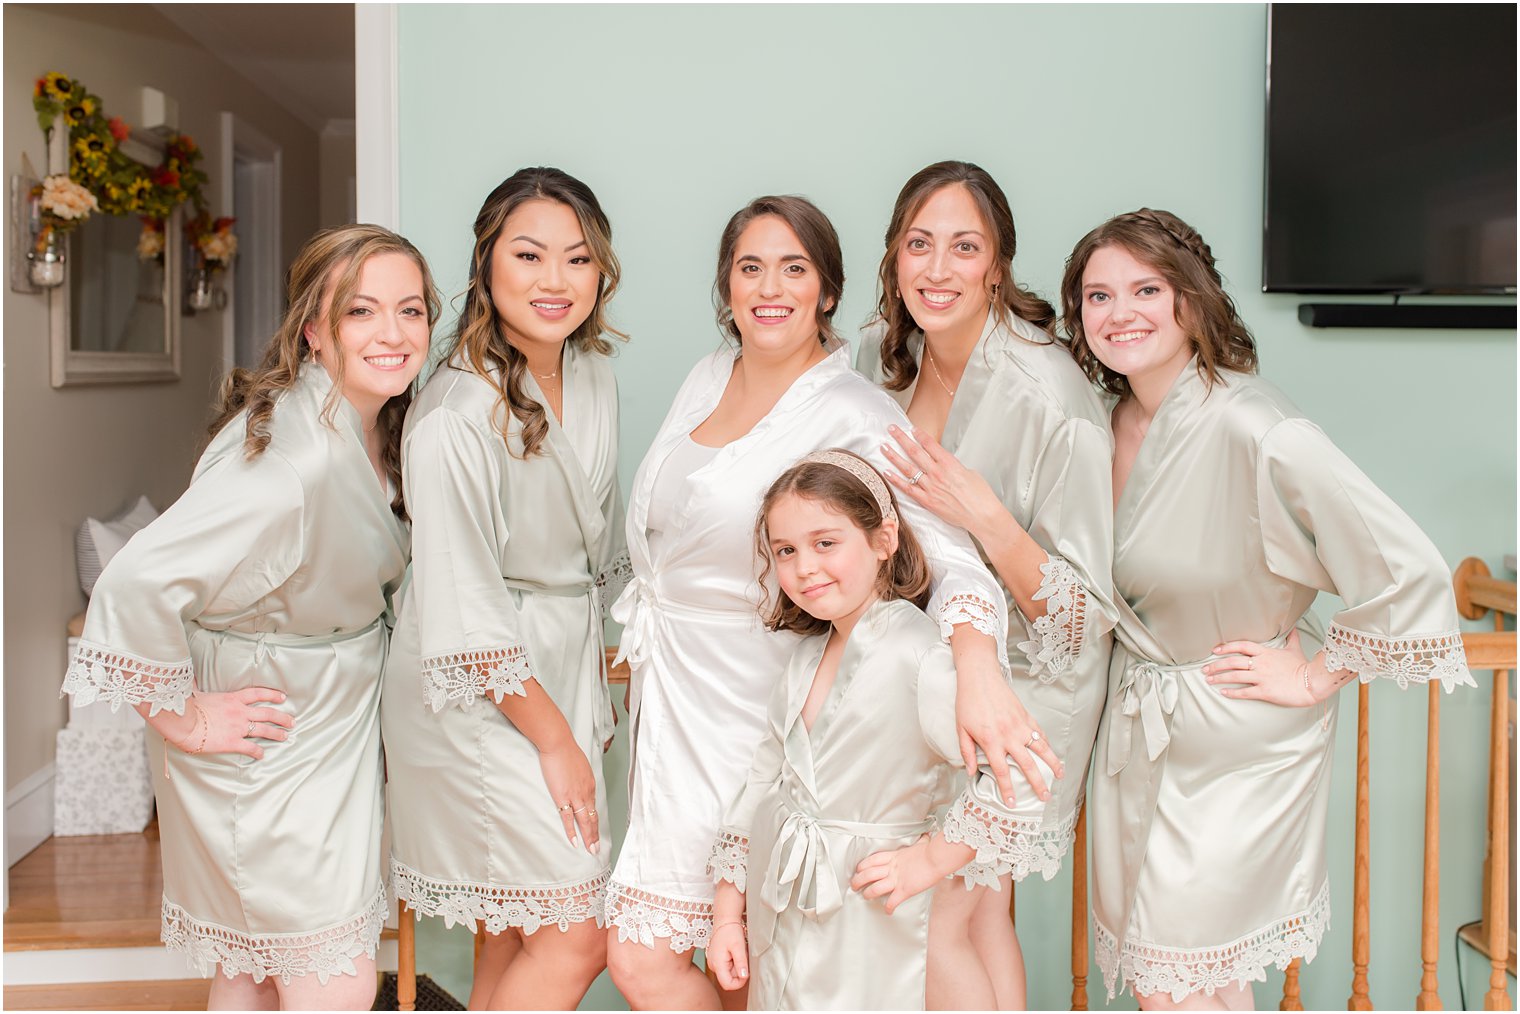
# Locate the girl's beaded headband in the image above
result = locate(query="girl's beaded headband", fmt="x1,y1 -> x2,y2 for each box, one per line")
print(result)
800,449 -> 897,523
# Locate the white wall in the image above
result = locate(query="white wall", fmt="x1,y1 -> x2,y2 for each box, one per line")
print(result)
2,4 -> 321,819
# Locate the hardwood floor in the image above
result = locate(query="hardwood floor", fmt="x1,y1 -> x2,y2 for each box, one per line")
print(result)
4,824 -> 163,951
4,979 -> 212,1011
4,823 -> 401,1010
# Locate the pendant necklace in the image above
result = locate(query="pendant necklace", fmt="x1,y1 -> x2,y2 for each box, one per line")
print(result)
924,346 -> 957,397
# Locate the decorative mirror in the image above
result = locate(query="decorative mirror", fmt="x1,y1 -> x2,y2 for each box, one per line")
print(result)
46,125 -> 181,387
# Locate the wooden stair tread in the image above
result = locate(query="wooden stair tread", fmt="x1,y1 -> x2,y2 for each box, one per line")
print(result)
4,979 -> 211,1011
1458,921 -> 1518,976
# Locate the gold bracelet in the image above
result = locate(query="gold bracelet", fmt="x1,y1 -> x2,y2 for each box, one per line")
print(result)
713,919 -> 746,934
178,695 -> 208,754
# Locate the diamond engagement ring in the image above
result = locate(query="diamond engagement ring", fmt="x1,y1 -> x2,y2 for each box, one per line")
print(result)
1026,730 -> 1043,747
908,470 -> 925,486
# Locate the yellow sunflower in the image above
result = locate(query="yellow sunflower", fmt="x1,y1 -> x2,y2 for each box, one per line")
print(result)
42,72 -> 73,101
63,96 -> 97,126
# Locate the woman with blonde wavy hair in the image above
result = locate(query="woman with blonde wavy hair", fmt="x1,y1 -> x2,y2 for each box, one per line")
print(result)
381,166 -> 631,1010
63,224 -> 439,1009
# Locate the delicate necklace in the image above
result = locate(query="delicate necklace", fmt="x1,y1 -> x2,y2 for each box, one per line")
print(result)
924,346 -> 957,397
531,367 -> 558,382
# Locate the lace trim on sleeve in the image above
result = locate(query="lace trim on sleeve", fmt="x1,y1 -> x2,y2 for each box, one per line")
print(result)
1015,556 -> 1087,683
420,645 -> 535,712
1322,624 -> 1473,693
62,640 -> 194,716
935,593 -> 1004,642
596,551 -> 634,618
705,828 -> 750,892
941,793 -> 1068,889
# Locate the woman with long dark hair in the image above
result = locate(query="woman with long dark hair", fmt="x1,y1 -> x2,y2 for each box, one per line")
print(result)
381,167 -> 629,1010
859,159 -> 1118,1008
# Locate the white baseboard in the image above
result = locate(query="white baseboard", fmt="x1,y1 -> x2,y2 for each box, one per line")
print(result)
1,938 -> 399,986
6,763 -> 56,869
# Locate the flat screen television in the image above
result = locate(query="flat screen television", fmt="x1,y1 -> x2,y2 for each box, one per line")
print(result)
1264,4 -> 1516,295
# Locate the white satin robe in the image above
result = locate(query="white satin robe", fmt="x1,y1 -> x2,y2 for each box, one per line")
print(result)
859,312 -> 1117,880
1089,362 -> 1470,1002
383,346 -> 627,936
708,598 -> 1051,1010
62,364 -> 406,984
606,340 -> 1008,953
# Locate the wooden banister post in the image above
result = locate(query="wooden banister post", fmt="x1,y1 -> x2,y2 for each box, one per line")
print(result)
397,900 -> 416,1012
1417,681 -> 1442,1009
1281,957 -> 1303,1010
1483,610 -> 1511,1011
1071,800 -> 1089,1012
1348,682 -> 1373,1010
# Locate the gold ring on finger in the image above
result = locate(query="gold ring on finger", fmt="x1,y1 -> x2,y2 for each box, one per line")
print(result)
559,804 -> 573,813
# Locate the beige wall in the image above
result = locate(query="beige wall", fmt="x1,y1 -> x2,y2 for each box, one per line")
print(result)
319,120 -> 355,229
3,4 -> 321,793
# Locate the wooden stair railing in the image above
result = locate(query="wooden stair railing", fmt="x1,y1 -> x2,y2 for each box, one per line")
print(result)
1452,558 -> 1516,1011
1275,556 -> 1516,1012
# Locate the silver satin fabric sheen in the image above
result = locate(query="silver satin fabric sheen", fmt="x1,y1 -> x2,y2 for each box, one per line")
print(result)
74,364 -> 405,980
859,311 -> 1118,878
608,341 -> 1007,946
383,346 -> 623,929
1089,361 -> 1467,1001
721,599 -> 1050,1010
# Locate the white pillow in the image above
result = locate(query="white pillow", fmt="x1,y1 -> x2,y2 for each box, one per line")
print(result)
76,495 -> 158,596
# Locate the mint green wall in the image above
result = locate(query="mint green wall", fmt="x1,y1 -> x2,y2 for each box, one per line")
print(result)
397,5 -> 1515,1010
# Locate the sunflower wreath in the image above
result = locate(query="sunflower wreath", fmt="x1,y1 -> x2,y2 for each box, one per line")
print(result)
33,71 -> 209,224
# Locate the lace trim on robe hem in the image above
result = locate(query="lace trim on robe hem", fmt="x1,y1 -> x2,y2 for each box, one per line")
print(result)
605,880 -> 714,953
1322,624 -> 1472,693
1093,881 -> 1331,1003
943,796 -> 1079,887
1015,556 -> 1087,682
936,593 -> 1004,643
419,644 -> 536,712
391,859 -> 607,935
705,828 -> 750,892
161,882 -> 387,986
62,639 -> 194,716
596,551 -> 634,618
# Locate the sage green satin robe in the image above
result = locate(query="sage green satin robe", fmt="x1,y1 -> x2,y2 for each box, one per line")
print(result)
62,364 -> 406,984
1089,362 -> 1470,1002
859,312 -> 1117,880
382,346 -> 627,936
709,598 -> 1051,1010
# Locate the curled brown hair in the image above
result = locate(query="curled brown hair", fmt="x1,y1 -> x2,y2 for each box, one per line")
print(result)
875,161 -> 1057,391
445,167 -> 626,458
1058,208 -> 1258,399
207,224 -> 441,516
714,195 -> 844,347
754,449 -> 932,637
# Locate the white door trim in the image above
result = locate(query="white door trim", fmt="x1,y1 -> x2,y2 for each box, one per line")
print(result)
219,113 -> 283,372
355,4 -> 399,229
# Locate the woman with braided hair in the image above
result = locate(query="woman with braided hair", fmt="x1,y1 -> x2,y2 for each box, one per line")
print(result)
1061,209 -> 1469,1010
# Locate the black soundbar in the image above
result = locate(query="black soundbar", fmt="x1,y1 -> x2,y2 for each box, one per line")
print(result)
1297,303 -> 1516,330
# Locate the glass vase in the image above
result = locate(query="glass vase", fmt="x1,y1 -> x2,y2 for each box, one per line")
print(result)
28,225 -> 66,289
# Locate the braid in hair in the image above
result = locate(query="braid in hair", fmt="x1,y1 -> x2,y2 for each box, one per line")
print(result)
1057,208 -> 1256,399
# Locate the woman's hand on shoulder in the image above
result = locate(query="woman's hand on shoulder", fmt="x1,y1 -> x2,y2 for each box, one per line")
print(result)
880,425 -> 1008,540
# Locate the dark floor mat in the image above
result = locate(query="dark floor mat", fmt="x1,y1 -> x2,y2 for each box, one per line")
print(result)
373,972 -> 465,1011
